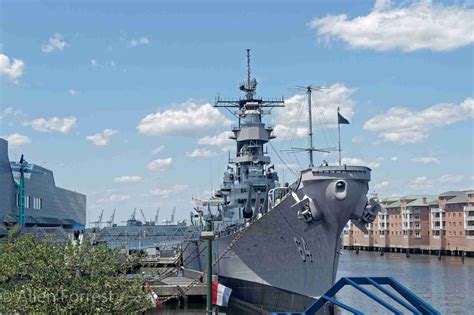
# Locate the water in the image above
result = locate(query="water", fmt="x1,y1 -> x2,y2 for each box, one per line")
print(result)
336,250 -> 473,314
154,250 -> 473,314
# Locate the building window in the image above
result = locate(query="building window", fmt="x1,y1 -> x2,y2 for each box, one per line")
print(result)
24,196 -> 30,208
415,232 -> 420,238
32,197 -> 43,210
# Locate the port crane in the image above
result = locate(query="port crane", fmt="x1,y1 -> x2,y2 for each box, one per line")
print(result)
106,209 -> 116,227
91,209 -> 104,228
163,206 -> 176,225
140,208 -> 147,223
154,207 -> 160,224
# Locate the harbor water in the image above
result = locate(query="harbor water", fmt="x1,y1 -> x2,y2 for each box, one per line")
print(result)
155,250 -> 473,314
336,250 -> 473,314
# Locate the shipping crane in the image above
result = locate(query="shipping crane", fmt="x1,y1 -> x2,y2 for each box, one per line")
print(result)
140,208 -> 147,223
154,207 -> 160,224
106,209 -> 116,227
163,206 -> 176,225
91,209 -> 104,229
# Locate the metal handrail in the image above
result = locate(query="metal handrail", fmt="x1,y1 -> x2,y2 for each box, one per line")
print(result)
272,276 -> 440,315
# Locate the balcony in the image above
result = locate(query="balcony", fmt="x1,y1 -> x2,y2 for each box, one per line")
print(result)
463,206 -> 474,230
431,207 -> 445,213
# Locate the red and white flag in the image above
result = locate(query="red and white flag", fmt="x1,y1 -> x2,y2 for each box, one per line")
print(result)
212,281 -> 232,307
146,282 -> 162,309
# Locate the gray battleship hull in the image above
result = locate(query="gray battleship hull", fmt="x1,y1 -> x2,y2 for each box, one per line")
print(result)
184,166 -> 374,312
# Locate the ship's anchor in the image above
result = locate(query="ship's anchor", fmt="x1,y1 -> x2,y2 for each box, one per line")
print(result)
291,192 -> 323,223
351,198 -> 381,233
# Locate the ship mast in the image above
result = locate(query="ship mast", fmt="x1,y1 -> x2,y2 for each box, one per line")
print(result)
290,86 -> 334,168
306,86 -> 314,167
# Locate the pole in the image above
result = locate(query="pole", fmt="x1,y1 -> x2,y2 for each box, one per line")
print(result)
19,172 -> 25,226
206,219 -> 213,315
307,87 -> 314,168
338,107 -> 342,166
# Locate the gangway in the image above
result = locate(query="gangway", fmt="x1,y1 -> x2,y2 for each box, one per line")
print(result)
272,277 -> 439,315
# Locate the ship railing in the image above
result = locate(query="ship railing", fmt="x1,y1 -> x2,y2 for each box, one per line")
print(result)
268,187 -> 291,210
272,277 -> 440,315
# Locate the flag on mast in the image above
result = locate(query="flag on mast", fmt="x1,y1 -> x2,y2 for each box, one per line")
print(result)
337,108 -> 349,166
337,111 -> 350,125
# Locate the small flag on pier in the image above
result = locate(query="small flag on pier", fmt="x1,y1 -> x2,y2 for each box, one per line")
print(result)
146,282 -> 162,309
212,281 -> 232,307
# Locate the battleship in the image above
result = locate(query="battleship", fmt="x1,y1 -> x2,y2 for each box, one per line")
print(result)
184,50 -> 381,311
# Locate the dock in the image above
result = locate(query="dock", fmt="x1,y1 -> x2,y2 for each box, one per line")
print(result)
148,268 -> 216,298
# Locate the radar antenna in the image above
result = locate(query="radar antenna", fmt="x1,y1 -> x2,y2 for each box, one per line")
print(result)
215,49 -> 284,112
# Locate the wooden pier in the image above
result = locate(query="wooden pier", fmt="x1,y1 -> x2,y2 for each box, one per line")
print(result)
148,268 -> 216,298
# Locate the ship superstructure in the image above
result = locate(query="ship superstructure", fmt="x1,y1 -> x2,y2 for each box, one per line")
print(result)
184,51 -> 380,312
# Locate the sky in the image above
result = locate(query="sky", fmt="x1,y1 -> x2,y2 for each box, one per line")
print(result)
1,0 -> 473,226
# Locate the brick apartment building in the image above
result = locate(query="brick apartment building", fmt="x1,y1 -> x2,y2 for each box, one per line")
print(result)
342,190 -> 474,255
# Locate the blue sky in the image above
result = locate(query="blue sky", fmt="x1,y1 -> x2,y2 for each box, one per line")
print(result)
1,0 -> 473,225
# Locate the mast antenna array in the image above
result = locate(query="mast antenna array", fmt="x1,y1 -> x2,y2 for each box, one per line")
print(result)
215,49 -> 284,110
284,85 -> 336,168
247,48 -> 251,87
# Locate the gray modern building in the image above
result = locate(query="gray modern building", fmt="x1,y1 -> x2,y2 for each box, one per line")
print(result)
0,138 -> 86,237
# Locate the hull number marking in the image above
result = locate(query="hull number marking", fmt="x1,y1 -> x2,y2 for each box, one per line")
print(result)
293,236 -> 313,262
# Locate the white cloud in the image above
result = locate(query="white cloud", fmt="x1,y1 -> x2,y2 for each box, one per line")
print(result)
352,136 -> 364,143
198,131 -> 233,147
109,194 -> 130,202
172,184 -> 188,192
2,133 -> 31,147
438,174 -> 464,183
129,37 -> 150,47
273,83 -> 356,140
411,156 -> 440,164
309,0 -> 474,52
0,107 -> 27,123
137,101 -> 231,136
341,157 -> 383,169
86,129 -> 118,146
150,184 -> 188,198
0,53 -> 25,82
151,145 -> 165,155
42,33 -> 68,53
390,156 -> 398,161
409,176 -> 432,190
147,158 -> 173,171
113,176 -> 142,183
29,116 -> 77,134
69,89 -> 78,96
374,180 -> 389,190
363,98 -> 473,144
150,188 -> 172,197
90,59 -> 100,68
186,148 -> 219,158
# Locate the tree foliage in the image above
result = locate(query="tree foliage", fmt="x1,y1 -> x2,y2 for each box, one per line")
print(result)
0,230 -> 150,313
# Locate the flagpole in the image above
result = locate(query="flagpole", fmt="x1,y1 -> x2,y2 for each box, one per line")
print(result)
338,107 -> 341,166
